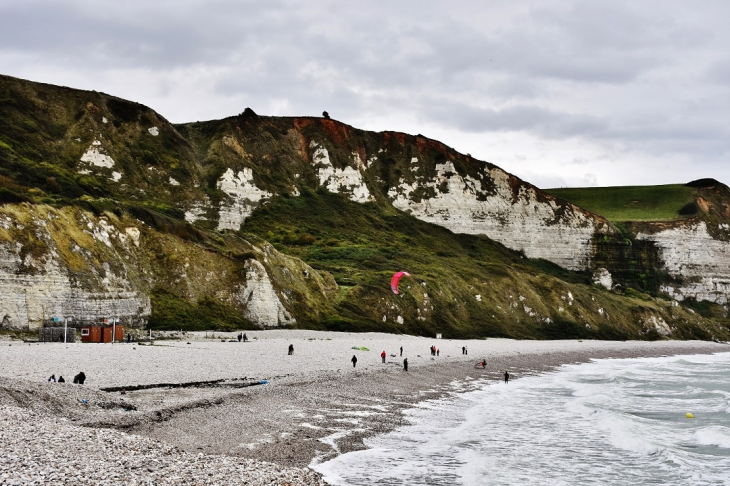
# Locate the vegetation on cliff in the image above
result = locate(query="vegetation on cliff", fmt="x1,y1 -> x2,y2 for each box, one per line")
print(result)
1,74 -> 729,340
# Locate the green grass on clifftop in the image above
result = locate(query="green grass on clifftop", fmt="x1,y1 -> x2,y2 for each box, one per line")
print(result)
546,184 -> 697,222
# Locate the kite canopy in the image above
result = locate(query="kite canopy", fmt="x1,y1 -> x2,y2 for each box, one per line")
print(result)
390,271 -> 410,294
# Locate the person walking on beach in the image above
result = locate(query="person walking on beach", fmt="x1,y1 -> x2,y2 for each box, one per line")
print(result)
400,346 -> 403,357
462,346 -> 465,355
73,372 -> 86,385
403,358 -> 408,372
504,371 -> 509,383
381,350 -> 386,363
127,333 -> 131,343
436,349 -> 439,356
288,344 -> 294,355
243,333 -> 248,342
238,333 -> 242,342
351,355 -> 358,367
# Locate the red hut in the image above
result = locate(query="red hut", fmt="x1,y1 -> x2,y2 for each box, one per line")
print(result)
80,325 -> 124,343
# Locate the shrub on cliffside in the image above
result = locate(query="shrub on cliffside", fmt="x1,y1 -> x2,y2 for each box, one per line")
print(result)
148,288 -> 255,332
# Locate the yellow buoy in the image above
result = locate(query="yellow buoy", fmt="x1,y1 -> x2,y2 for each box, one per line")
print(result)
686,413 -> 695,419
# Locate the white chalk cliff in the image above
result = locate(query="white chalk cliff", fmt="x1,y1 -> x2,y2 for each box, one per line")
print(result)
236,259 -> 296,327
311,141 -> 372,203
0,210 -> 149,330
0,206 -> 303,330
386,161 -> 613,271
638,222 -> 730,304
216,168 -> 273,230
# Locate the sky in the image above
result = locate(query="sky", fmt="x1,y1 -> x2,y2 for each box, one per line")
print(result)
1,0 -> 729,189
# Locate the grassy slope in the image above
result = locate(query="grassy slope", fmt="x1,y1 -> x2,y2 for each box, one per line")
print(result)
0,74 -> 203,213
241,188 -> 729,340
545,184 -> 697,222
2,75 -> 729,340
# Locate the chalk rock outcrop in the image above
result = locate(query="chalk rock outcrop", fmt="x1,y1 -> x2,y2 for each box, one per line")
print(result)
637,222 -> 730,304
387,161 -> 613,271
216,168 -> 273,230
311,141 -> 372,203
236,259 -> 296,327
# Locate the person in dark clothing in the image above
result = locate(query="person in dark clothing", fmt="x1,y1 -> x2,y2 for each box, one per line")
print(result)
243,333 -> 248,342
73,372 -> 86,385
504,371 -> 509,383
238,333 -> 242,342
400,346 -> 403,357
48,374 -> 56,382
351,355 -> 358,367
127,333 -> 131,343
57,376 -> 65,383
288,344 -> 294,355
403,358 -> 408,372
462,346 -> 465,355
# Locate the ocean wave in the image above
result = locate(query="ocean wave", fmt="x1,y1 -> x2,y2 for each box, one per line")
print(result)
694,426 -> 730,448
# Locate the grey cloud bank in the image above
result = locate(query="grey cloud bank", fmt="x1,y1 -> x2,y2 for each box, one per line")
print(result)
1,0 -> 728,188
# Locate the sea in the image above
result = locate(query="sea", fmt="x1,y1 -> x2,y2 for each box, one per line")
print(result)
313,351 -> 730,485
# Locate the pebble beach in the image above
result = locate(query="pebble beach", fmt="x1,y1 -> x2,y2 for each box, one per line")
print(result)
0,330 -> 727,485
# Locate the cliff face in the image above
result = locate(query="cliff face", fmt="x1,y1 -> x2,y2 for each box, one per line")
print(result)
1,74 -> 728,339
620,184 -> 730,305
386,160 -> 612,271
0,203 -> 335,330
0,74 -> 614,276
637,222 -> 730,304
172,117 -> 615,272
0,205 -> 149,329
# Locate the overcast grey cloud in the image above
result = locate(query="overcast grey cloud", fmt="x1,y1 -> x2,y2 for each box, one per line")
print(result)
1,0 -> 728,188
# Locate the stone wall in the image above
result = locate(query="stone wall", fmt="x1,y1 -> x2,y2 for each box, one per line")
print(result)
38,327 -> 77,343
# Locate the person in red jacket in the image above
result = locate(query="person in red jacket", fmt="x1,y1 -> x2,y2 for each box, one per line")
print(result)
381,350 -> 386,363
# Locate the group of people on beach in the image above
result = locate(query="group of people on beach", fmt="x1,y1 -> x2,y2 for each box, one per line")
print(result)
346,344 -> 509,381
45,339 -> 512,392
351,349 -> 409,371
48,372 -> 85,384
